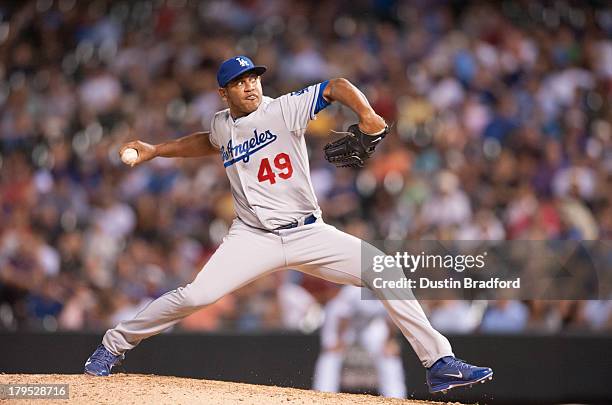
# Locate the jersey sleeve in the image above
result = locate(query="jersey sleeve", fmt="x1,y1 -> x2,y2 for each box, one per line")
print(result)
279,80 -> 331,132
208,114 -> 221,149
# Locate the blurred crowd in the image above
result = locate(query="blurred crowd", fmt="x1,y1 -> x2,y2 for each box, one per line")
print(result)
0,0 -> 611,334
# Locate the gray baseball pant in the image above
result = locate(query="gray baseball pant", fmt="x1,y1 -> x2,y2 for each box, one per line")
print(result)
103,218 -> 453,367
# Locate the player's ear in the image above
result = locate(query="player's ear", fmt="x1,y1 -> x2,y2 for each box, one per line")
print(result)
218,88 -> 227,102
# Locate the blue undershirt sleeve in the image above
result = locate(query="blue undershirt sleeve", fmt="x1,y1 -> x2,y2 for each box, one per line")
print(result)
313,80 -> 331,115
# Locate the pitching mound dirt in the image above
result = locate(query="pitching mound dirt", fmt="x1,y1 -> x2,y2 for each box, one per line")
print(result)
0,374 -> 467,405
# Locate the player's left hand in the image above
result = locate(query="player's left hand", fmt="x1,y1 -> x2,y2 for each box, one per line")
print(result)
323,122 -> 389,168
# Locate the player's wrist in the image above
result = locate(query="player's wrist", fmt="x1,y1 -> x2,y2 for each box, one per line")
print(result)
358,111 -> 386,135
150,143 -> 166,158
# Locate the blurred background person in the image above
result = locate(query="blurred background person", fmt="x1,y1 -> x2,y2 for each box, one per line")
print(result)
312,286 -> 406,398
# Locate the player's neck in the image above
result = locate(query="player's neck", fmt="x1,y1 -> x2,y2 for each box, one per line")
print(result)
229,108 -> 249,120
229,103 -> 261,120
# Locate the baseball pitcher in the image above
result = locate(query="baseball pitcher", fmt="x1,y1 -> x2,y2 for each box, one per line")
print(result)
84,56 -> 493,394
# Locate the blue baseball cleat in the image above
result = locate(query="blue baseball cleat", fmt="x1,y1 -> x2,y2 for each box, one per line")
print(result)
426,356 -> 493,394
84,344 -> 125,376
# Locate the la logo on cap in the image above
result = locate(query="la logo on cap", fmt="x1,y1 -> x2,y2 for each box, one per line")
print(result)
236,57 -> 249,67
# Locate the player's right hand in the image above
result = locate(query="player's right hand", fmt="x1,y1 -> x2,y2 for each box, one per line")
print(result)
118,140 -> 157,166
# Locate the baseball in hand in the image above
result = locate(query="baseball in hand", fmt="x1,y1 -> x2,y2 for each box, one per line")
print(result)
121,148 -> 139,165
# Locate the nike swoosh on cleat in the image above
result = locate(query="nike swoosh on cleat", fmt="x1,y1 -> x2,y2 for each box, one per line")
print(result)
443,372 -> 463,378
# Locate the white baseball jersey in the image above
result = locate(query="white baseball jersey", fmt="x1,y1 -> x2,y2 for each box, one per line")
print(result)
321,286 -> 388,349
208,82 -> 330,230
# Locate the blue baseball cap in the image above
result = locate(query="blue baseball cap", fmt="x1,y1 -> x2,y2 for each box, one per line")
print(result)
217,56 -> 267,88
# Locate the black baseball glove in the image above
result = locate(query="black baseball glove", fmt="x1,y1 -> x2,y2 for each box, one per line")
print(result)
324,124 -> 388,168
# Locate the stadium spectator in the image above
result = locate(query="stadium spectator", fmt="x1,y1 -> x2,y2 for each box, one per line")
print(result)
0,0 -> 609,333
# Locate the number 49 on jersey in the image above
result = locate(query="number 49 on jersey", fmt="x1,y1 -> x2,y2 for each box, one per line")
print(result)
257,153 -> 293,184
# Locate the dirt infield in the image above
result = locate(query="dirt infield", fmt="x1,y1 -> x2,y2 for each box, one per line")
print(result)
0,374 -> 468,405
